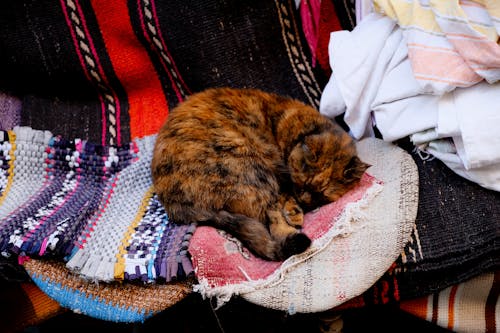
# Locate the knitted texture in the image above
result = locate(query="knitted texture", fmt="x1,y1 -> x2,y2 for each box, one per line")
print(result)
0,127 -> 194,283
24,259 -> 191,323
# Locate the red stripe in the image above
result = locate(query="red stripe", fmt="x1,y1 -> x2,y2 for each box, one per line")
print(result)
431,293 -> 439,324
486,271 -> 500,333
447,285 -> 458,330
90,0 -> 169,139
316,0 -> 342,76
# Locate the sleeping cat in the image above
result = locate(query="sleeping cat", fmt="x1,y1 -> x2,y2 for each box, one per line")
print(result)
151,88 -> 369,261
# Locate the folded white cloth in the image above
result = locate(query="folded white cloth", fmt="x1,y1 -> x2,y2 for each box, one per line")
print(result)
319,13 -> 438,141
412,81 -> 500,191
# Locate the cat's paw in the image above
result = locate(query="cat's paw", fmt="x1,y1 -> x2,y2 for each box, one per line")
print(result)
280,232 -> 311,259
281,197 -> 304,228
284,206 -> 304,229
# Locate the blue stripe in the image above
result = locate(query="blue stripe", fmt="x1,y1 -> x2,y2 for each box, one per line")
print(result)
30,273 -> 156,323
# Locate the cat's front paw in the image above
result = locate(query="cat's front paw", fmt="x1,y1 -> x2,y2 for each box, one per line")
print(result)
279,194 -> 304,228
283,202 -> 304,229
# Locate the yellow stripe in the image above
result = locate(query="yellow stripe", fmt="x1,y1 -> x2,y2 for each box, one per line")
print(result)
430,0 -> 468,19
375,0 -> 499,41
483,0 -> 500,18
431,0 -> 498,42
0,131 -> 17,207
113,186 -> 154,280
473,0 -> 500,42
375,0 -> 442,33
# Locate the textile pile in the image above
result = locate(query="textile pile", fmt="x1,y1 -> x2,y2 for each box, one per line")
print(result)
0,0 -> 498,331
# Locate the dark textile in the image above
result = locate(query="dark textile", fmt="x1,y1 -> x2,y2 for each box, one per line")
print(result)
0,258 -> 30,282
331,0 -> 356,30
357,139 -> 500,305
0,93 -> 21,131
0,0 -> 325,145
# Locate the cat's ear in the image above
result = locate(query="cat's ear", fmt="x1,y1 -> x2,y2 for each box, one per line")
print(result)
343,156 -> 370,179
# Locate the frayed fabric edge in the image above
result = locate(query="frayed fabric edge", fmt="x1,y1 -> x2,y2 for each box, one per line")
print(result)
193,180 -> 384,308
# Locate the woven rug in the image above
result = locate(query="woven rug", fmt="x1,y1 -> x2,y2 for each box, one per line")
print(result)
190,138 -> 419,313
0,127 -> 194,283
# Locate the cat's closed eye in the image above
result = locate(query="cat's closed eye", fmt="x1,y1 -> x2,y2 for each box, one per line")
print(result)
343,156 -> 370,179
302,142 -> 317,164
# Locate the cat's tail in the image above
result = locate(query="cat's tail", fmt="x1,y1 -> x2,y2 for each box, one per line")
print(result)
170,207 -> 310,261
210,210 -> 311,261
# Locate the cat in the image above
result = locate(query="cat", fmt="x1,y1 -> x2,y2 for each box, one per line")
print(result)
151,88 -> 369,261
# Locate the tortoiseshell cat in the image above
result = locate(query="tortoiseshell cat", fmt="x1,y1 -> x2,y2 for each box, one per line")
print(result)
152,88 -> 369,261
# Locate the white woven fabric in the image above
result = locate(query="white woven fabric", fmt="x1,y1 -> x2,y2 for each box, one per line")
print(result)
241,138 -> 418,313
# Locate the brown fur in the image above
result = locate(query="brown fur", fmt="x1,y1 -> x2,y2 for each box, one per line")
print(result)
151,88 -> 369,261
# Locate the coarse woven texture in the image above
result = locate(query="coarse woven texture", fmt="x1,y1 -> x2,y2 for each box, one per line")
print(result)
0,126 -> 194,283
0,0 -> 324,144
190,138 -> 418,313
23,258 -> 192,323
400,270 -> 500,333
383,142 -> 500,298
0,92 -> 21,133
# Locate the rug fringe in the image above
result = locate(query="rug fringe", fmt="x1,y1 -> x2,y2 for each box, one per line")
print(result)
193,180 -> 384,307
